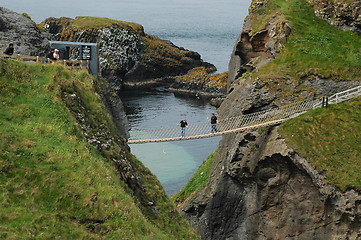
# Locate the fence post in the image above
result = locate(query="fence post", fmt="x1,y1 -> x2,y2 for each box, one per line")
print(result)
80,60 -> 83,69
17,54 -> 21,61
63,60 -> 66,66
325,97 -> 328,108
72,60 -> 75,71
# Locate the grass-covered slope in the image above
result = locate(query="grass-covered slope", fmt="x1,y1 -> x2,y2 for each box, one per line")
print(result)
279,97 -> 361,191
249,0 -> 361,87
0,59 -> 199,239
172,152 -> 216,206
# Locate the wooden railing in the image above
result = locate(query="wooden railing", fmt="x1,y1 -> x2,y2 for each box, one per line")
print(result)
0,53 -> 90,72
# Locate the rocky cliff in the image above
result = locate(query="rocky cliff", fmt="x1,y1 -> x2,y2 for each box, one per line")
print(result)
307,0 -> 361,35
0,7 -> 50,56
40,16 -> 215,89
180,0 -> 361,239
182,124 -> 361,239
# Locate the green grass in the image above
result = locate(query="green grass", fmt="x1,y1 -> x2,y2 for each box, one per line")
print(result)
0,59 -> 199,239
71,16 -> 144,34
172,152 -> 216,205
249,0 -> 361,87
279,97 -> 361,191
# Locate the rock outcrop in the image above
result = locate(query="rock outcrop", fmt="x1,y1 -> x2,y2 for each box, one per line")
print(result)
228,1 -> 292,87
0,7 -> 50,56
40,17 -> 215,89
307,0 -> 361,34
169,67 -> 227,100
182,127 -> 361,240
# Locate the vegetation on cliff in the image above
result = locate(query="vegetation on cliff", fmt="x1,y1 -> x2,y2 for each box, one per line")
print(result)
172,152 -> 216,206
0,59 -> 199,239
39,16 -> 144,35
245,0 -> 361,98
279,97 -> 361,191
175,67 -> 227,89
248,0 -> 361,191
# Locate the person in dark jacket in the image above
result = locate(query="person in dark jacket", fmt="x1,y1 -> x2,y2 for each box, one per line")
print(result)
3,43 -> 14,55
210,113 -> 218,133
46,49 -> 55,60
177,119 -> 188,137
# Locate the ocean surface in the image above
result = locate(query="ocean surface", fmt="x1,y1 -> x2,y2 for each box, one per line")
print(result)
2,0 -> 252,195
2,0 -> 251,72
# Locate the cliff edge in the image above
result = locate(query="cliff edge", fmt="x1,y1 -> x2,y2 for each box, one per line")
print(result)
178,0 -> 361,239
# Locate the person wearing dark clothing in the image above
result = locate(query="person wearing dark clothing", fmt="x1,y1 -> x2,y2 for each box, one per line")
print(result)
46,49 -> 55,60
210,113 -> 218,133
178,120 -> 188,137
3,43 -> 14,56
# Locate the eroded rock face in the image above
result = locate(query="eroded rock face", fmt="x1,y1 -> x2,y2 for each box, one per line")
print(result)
86,26 -> 142,89
228,10 -> 291,87
307,0 -> 361,34
0,7 -> 50,56
181,127 -> 361,240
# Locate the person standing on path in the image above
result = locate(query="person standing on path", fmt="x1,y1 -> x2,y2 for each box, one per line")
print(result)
210,113 -> 218,133
178,119 -> 188,137
53,49 -> 60,60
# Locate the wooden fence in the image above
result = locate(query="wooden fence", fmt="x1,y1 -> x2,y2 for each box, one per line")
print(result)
0,53 -> 90,72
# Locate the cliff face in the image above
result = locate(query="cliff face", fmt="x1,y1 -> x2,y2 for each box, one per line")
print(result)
182,127 -> 361,239
40,17 -> 215,89
180,0 -> 361,239
0,7 -> 50,56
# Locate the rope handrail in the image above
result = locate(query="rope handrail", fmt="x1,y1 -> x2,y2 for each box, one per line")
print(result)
0,53 -> 90,72
128,85 -> 361,144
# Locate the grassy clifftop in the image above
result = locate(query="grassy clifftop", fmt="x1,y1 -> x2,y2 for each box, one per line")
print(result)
279,97 -> 361,191
247,0 -> 361,89
0,59 -> 199,239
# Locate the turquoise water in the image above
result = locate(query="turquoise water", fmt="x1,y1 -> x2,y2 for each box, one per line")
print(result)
130,142 -> 198,195
122,90 -> 221,195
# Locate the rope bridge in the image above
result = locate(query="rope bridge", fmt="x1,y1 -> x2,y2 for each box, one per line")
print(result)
128,86 -> 361,144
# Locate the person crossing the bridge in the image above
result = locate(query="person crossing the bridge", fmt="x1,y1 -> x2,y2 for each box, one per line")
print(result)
210,113 -> 218,133
178,119 -> 188,137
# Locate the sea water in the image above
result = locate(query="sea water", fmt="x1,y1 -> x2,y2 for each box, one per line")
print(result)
2,0 -> 251,72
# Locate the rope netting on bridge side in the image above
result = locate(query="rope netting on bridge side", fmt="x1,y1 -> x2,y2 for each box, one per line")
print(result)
128,98 -> 318,142
128,85 -> 360,143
